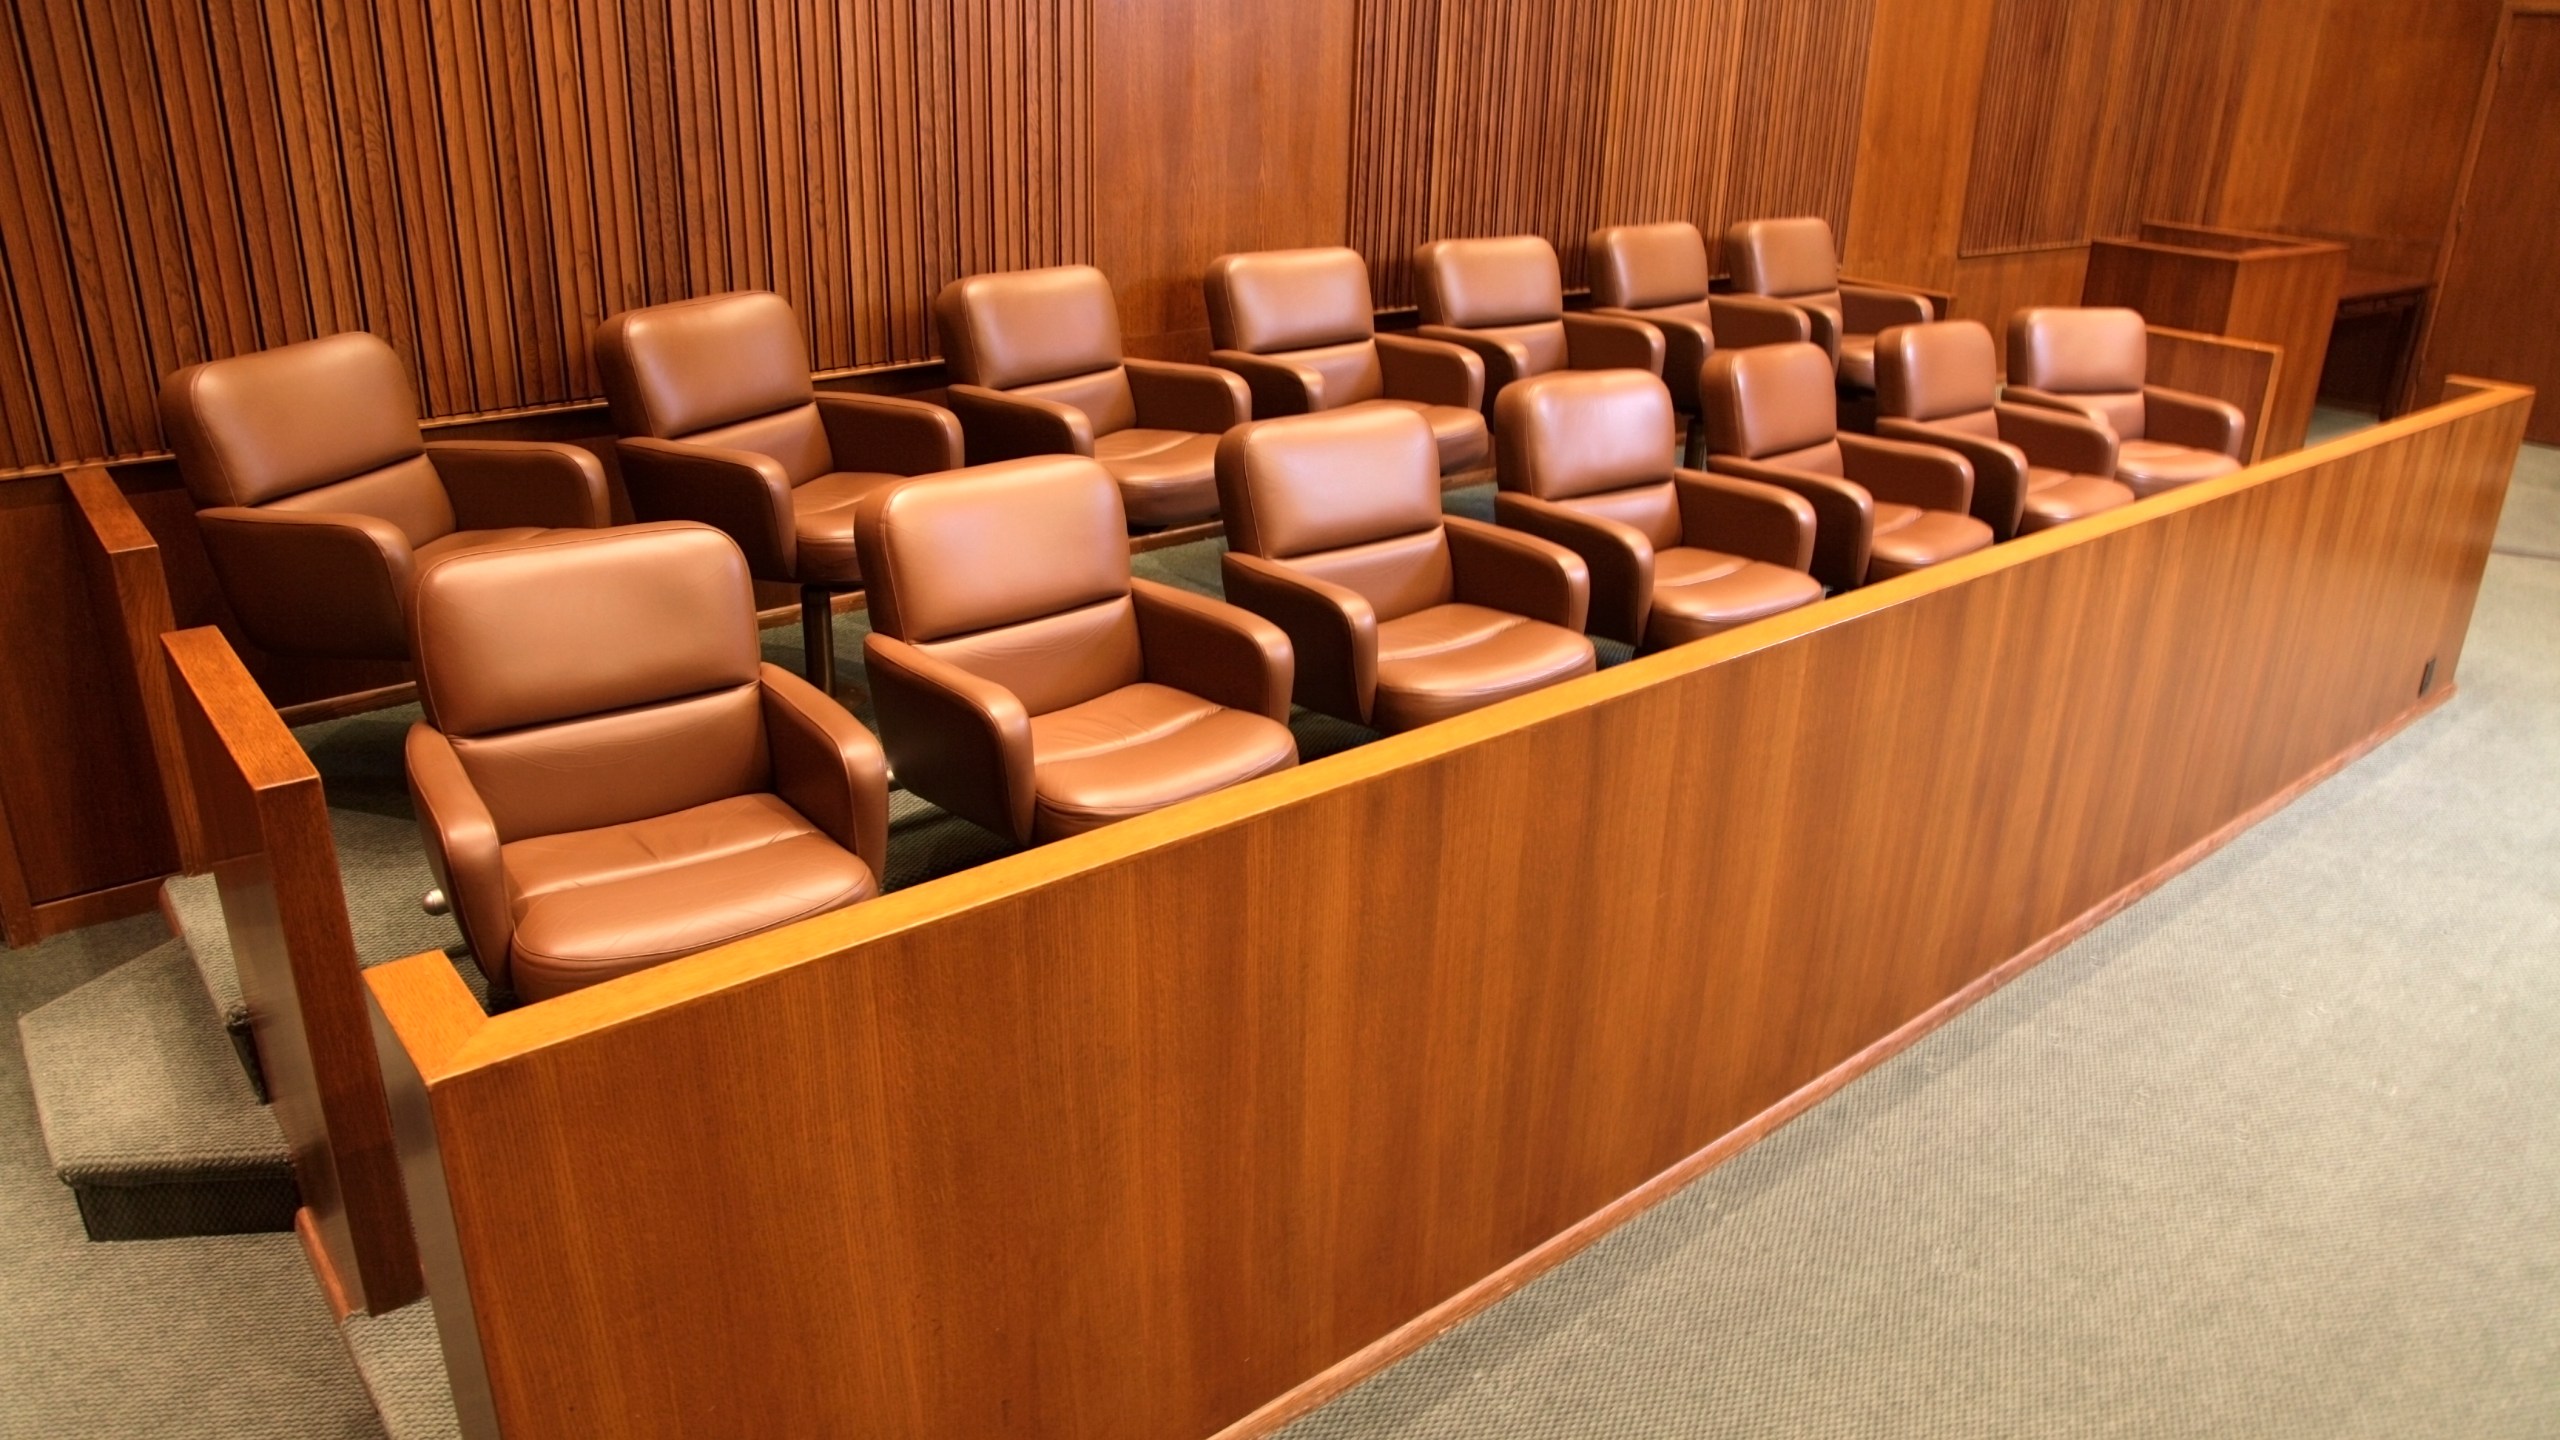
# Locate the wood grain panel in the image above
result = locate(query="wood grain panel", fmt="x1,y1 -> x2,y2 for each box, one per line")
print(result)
1721,0 -> 1878,242
0,0 -> 1091,472
371,382 -> 2528,1440
1960,0 -> 2128,254
1841,0 -> 1998,293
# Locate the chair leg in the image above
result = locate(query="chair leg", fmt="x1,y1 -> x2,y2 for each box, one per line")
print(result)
801,586 -> 836,696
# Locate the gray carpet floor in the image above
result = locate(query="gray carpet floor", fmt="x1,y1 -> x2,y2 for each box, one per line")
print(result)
1,412 -> 2550,1436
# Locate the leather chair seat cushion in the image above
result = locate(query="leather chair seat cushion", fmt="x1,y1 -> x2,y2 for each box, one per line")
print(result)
502,792 -> 878,1000
1866,504 -> 1994,581
2116,440 -> 2241,497
1645,548 -> 1823,647
410,527 -> 548,581
794,471 -> 908,583
1027,682 -> 1296,841
2020,467 -> 2137,533
1836,334 -> 1877,390
1371,603 -> 1596,732
1365,399 -> 1490,472
1093,430 -> 1221,526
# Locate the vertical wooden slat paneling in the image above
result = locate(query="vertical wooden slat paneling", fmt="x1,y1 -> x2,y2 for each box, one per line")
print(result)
1959,0 -> 2126,254
1722,0 -> 1878,242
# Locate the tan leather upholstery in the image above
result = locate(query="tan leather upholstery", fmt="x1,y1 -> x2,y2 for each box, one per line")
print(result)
931,266 -> 1247,525
1216,407 -> 1595,730
404,522 -> 888,1001
1412,236 -> 1664,418
160,332 -> 607,661
1702,343 -> 1993,590
857,456 -> 1295,845
1873,320 -> 2134,539
594,290 -> 963,585
1496,370 -> 1820,650
1585,222 -> 1814,430
2004,307 -> 2248,497
1203,247 -> 1489,473
1723,216 -> 1934,391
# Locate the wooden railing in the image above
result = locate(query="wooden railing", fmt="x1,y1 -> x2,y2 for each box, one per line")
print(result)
166,627 -> 420,1314
366,376 -> 2530,1438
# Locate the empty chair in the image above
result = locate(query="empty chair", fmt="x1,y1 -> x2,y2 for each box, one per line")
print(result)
1873,320 -> 2135,539
1216,407 -> 1596,732
1203,246 -> 1489,474
1723,216 -> 1934,391
1701,342 -> 1993,591
2004,307 -> 2248,495
857,456 -> 1296,846
933,265 -> 1249,527
1412,235 -> 1663,417
593,291 -> 964,694
1587,221 -> 1817,465
405,523 -> 890,1002
1496,370 -> 1822,651
160,332 -> 609,662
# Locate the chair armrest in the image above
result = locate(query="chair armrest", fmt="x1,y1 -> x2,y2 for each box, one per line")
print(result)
1127,358 -> 1251,435
1671,470 -> 1818,572
1594,308 -> 1711,405
1211,350 -> 1327,417
1376,333 -> 1485,411
816,392 -> 965,477
1492,492 -> 1651,646
1562,313 -> 1666,376
1993,401 -> 2119,479
862,633 -> 1035,847
1707,295 -> 1813,349
946,383 -> 1095,463
1875,417 -> 2029,540
195,505 -> 414,660
2001,385 -> 2116,431
2144,385 -> 2248,459
1132,578 -> 1294,723
759,662 -> 891,879
1840,432 -> 1974,516
405,724 -> 512,985
1444,514 -> 1589,632
1707,456 -> 1871,592
426,441 -> 610,529
614,437 -> 798,581
1838,283 -> 1934,334
1415,325 -> 1531,395
1220,551 -> 1377,725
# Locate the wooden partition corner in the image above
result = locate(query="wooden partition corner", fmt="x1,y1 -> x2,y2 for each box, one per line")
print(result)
2146,325 -> 2285,463
368,379 -> 2529,1440
165,627 -> 420,1314
68,467 -> 206,872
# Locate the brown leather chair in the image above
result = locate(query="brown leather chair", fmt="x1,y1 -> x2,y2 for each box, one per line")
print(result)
2004,307 -> 2247,495
932,265 -> 1249,527
1215,407 -> 1596,731
1587,221 -> 1817,465
1723,216 -> 1934,391
856,456 -> 1296,846
1496,370 -> 1822,651
1873,320 -> 2135,540
1412,235 -> 1664,418
159,331 -> 609,662
1203,246 -> 1489,475
1701,342 -> 1993,591
593,291 -> 964,694
405,522 -> 890,1003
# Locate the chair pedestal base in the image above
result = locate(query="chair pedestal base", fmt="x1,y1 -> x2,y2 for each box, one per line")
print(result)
802,587 -> 839,695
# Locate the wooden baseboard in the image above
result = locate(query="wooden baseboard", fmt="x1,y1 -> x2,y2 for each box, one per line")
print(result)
1210,683 -> 2454,1440
23,874 -> 170,944
297,1206 -> 360,1322
276,683 -> 418,728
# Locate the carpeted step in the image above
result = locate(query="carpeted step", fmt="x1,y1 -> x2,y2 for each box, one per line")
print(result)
343,1299 -> 463,1440
163,872 -> 267,1101
17,938 -> 298,1241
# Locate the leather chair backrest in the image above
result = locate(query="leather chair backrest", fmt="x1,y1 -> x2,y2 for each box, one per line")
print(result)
858,457 -> 1143,716
1725,216 -> 1842,302
160,332 -> 456,546
1702,342 -> 1845,475
2008,307 -> 2149,438
1218,408 -> 1452,622
1496,371 -> 1684,549
1588,222 -> 1712,310
1204,247 -> 1387,408
934,266 -> 1138,435
1414,236 -> 1569,376
411,522 -> 769,842
1876,320 -> 2002,438
595,291 -> 833,485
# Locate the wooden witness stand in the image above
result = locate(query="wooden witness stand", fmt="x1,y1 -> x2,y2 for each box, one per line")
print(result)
366,377 -> 2530,1439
